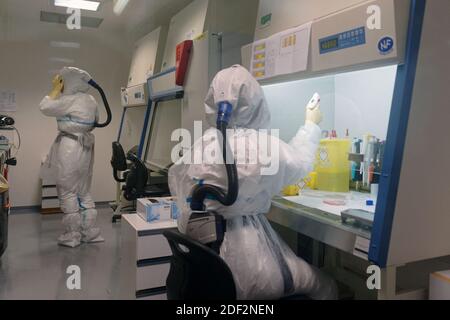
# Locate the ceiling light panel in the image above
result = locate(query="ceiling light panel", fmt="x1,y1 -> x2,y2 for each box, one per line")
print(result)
113,0 -> 129,15
54,0 -> 101,12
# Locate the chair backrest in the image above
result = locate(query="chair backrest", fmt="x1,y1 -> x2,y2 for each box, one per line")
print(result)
163,230 -> 236,301
111,142 -> 127,183
123,154 -> 149,201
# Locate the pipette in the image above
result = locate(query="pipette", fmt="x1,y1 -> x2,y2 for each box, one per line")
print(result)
307,93 -> 321,110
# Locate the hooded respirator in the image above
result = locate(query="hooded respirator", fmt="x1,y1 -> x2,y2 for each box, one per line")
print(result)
60,67 -> 112,129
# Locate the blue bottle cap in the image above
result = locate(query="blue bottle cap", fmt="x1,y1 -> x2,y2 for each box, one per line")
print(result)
366,200 -> 374,206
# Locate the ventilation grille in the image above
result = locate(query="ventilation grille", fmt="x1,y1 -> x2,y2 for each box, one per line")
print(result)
40,11 -> 103,28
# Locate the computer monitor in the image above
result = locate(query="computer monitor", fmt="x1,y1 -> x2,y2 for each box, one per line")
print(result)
144,99 -> 182,174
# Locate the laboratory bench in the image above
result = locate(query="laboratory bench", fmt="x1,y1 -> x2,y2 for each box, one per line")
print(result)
267,193 -> 379,299
267,190 -> 443,300
268,190 -> 374,259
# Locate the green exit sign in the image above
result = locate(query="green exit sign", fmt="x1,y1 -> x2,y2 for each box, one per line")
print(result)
260,13 -> 272,28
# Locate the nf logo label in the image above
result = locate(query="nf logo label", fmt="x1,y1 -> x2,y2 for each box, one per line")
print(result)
378,37 -> 394,55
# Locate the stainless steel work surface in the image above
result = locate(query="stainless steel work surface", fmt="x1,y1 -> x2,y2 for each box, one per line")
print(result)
268,196 -> 371,255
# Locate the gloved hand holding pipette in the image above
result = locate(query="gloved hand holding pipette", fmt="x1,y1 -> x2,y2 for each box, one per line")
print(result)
306,93 -> 323,125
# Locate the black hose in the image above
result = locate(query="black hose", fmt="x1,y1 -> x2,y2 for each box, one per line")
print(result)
88,79 -> 112,128
190,122 -> 239,211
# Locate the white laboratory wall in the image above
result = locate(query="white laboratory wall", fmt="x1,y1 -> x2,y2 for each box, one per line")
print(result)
0,36 -> 129,207
334,65 -> 397,140
161,0 -> 209,70
263,76 -> 335,142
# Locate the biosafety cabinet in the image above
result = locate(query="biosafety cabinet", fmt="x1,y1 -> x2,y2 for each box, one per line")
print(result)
137,0 -> 259,173
118,27 -> 167,156
112,27 -> 168,214
242,0 -> 450,299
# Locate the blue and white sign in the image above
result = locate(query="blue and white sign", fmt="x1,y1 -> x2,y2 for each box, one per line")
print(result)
378,36 -> 394,55
319,26 -> 366,55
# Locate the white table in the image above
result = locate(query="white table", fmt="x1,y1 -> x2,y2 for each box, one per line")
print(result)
119,214 -> 177,300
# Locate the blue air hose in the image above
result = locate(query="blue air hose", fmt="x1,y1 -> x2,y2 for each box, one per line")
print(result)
190,102 -> 239,211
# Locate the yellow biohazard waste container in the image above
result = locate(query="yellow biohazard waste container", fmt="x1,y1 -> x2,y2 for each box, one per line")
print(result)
315,139 -> 350,192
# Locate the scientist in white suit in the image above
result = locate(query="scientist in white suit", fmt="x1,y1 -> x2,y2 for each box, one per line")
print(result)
169,65 -> 337,300
40,67 -> 104,248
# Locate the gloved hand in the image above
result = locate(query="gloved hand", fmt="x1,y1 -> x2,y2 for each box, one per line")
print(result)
305,93 -> 323,125
48,74 -> 64,100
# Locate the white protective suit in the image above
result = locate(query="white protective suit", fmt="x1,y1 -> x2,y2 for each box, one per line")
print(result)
169,65 -> 337,300
40,67 -> 103,248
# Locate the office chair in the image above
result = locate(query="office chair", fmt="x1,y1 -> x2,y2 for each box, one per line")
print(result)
163,230 -> 237,300
163,230 -> 314,301
122,153 -> 168,201
111,142 -> 169,222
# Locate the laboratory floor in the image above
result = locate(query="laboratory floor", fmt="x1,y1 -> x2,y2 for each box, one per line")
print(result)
0,207 -> 123,300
